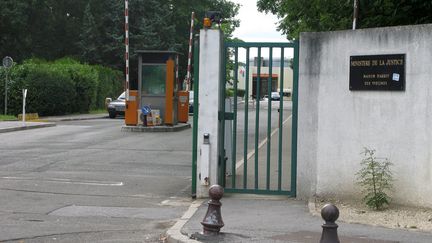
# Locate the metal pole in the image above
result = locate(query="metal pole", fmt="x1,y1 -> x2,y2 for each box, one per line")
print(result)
4,70 -> 7,115
125,0 -> 130,100
186,12 -> 195,91
22,89 -> 27,124
353,0 -> 359,30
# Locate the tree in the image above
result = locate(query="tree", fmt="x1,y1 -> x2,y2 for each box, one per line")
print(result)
356,147 -> 393,210
257,0 -> 432,40
92,0 -> 123,70
169,0 -> 240,82
79,3 -> 102,64
0,0 -> 240,78
0,1 -> 32,61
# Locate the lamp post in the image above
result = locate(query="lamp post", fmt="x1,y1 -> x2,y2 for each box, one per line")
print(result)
353,0 -> 359,30
2,56 -> 13,115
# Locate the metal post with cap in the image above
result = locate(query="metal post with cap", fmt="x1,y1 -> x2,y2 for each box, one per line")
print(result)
320,203 -> 341,243
3,56 -> 13,115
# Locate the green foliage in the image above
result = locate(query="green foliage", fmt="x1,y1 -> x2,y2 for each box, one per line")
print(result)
79,3 -> 102,65
237,89 -> 246,98
356,147 -> 394,210
93,65 -> 123,109
0,58 -> 122,116
225,88 -> 245,98
0,115 -> 16,121
0,0 -> 240,88
257,0 -> 432,40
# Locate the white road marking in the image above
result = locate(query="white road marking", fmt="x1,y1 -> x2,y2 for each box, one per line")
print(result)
235,115 -> 292,170
0,176 -> 123,186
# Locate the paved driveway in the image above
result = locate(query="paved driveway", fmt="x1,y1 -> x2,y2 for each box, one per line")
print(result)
0,118 -> 193,242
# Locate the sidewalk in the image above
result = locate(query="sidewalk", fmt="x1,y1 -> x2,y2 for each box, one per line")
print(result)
168,195 -> 432,243
167,112 -> 432,243
0,113 -> 107,133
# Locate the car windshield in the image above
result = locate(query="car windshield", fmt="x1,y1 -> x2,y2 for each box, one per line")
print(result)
118,92 -> 126,100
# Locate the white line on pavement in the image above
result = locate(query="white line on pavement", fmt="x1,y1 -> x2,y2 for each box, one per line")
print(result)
235,115 -> 292,170
0,176 -> 124,186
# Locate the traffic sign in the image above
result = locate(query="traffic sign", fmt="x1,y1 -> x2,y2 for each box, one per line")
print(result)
2,56 -> 13,68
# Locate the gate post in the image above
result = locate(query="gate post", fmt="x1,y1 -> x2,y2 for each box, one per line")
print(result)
196,28 -> 224,198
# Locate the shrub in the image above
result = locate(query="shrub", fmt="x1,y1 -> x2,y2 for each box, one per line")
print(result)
93,65 -> 123,108
225,88 -> 245,98
356,147 -> 394,210
237,89 -> 246,98
0,58 -> 123,116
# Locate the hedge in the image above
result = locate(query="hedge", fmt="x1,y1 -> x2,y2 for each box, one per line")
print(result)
226,88 -> 246,98
0,58 -> 123,116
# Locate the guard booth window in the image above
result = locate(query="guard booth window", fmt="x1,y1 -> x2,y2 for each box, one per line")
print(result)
142,64 -> 166,95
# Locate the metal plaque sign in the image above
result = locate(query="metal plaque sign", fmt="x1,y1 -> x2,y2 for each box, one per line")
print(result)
349,54 -> 405,91
2,56 -> 13,68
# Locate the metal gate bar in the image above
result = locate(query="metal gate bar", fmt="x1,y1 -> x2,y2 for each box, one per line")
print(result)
231,47 -> 238,189
291,41 -> 299,197
254,47 -> 261,189
278,47 -> 285,191
191,37 -> 199,197
243,47 -> 250,189
266,47 -> 273,190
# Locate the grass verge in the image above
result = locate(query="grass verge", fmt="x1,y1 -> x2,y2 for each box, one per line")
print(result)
0,115 -> 17,121
89,109 -> 108,114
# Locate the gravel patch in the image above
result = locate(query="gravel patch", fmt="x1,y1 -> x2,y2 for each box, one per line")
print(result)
311,197 -> 432,232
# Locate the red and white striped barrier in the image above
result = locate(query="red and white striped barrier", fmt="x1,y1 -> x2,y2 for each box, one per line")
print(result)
124,0 -> 130,100
185,12 -> 195,91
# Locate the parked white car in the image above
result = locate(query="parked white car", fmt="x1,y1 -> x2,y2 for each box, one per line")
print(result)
107,92 -> 126,118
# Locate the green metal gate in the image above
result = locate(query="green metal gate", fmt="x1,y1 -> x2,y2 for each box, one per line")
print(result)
218,41 -> 299,196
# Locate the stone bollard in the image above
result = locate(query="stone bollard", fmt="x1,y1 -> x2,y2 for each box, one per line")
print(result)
201,184 -> 224,235
320,203 -> 340,243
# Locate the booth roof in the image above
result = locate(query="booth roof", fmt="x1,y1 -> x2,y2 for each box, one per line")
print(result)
135,50 -> 182,55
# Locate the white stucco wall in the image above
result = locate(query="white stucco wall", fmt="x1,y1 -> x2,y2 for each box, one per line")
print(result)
196,29 -> 223,198
298,24 -> 432,207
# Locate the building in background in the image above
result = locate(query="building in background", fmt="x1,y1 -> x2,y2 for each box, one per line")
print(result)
230,57 -> 293,99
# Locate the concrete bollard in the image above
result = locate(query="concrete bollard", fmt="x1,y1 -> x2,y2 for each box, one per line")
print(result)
201,184 -> 224,235
320,203 -> 340,243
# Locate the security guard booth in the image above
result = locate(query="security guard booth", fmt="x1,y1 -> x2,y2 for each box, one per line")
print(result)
137,50 -> 180,126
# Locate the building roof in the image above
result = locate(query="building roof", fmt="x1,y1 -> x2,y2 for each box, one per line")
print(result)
252,73 -> 278,78
135,50 -> 181,55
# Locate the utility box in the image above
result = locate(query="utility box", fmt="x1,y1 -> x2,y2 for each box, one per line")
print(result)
137,50 -> 180,126
177,90 -> 189,123
125,90 -> 138,126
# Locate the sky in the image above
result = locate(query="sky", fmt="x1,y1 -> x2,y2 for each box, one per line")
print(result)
228,0 -> 293,59
230,0 -> 287,42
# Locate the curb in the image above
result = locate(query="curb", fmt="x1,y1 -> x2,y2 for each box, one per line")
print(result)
0,123 -> 56,134
121,123 -> 191,133
166,199 -> 204,243
308,198 -> 320,217
42,115 -> 108,122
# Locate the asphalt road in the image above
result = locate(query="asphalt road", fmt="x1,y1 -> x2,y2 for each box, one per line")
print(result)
0,118 -> 193,242
232,99 -> 292,160
224,99 -> 293,189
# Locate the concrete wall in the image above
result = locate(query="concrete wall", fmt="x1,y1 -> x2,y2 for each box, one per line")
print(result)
196,29 -> 223,198
298,24 -> 432,207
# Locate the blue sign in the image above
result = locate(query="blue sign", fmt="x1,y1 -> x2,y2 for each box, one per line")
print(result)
141,105 -> 151,115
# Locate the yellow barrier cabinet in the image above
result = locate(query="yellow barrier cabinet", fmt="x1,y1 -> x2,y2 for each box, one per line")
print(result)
177,90 -> 189,123
125,90 -> 138,126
